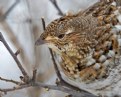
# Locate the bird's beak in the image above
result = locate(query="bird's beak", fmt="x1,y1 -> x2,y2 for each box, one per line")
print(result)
35,37 -> 47,45
35,36 -> 57,45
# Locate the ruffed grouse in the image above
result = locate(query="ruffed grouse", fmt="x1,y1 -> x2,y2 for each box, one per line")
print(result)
36,0 -> 121,96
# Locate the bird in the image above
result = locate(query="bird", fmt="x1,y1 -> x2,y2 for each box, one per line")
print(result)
36,0 -> 121,96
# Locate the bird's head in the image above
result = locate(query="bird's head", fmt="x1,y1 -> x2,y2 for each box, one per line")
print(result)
35,15 -> 97,61
35,16 -> 79,54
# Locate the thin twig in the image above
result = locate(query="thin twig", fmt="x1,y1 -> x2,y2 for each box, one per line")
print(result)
0,81 -> 97,97
49,49 -> 62,80
15,49 -> 20,56
0,0 -> 20,21
34,82 -> 98,97
0,77 -> 22,85
32,69 -> 37,82
0,84 -> 31,94
41,17 -> 46,30
0,32 -> 29,82
49,0 -> 64,16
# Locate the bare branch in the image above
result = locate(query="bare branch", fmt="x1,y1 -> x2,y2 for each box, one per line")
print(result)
34,82 -> 98,97
0,0 -> 20,21
49,0 -> 64,16
15,49 -> 20,56
0,81 -> 97,97
0,84 -> 31,94
32,69 -> 37,82
0,77 -> 22,85
41,17 -> 46,30
0,32 -> 29,83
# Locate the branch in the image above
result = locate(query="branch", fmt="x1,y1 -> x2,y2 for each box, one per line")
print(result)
0,77 -> 22,85
14,49 -> 20,56
0,0 -> 20,21
32,69 -> 37,82
49,0 -> 64,16
0,32 -> 29,83
41,17 -> 46,30
0,84 -> 31,94
0,81 -> 97,97
34,82 -> 98,97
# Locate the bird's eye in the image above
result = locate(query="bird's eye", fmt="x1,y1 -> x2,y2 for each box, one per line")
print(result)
58,34 -> 65,39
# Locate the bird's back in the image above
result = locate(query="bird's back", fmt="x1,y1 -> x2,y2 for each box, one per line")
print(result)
59,0 -> 121,83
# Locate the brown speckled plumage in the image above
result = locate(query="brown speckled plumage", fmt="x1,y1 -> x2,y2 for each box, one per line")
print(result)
36,0 -> 121,83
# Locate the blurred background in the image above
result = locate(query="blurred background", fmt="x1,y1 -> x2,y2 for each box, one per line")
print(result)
0,0 -> 98,97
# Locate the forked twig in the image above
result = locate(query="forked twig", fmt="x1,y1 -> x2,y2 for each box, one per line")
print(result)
0,77 -> 22,85
49,0 -> 64,16
0,32 -> 29,82
0,0 -> 20,21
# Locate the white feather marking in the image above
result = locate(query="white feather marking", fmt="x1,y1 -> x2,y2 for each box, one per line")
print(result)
107,50 -> 115,58
107,41 -> 112,47
47,43 -> 61,54
86,58 -> 96,66
117,35 -> 120,39
114,10 -> 119,15
65,29 -> 73,34
115,25 -> 121,31
110,27 -> 119,34
99,55 -> 107,62
103,60 -> 110,67
118,39 -> 121,46
111,1 -> 116,6
99,50 -> 104,54
117,15 -> 121,23
70,71 -> 74,74
93,63 -> 100,70
74,74 -> 80,78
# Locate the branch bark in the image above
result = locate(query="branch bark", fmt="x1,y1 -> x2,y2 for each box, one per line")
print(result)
49,0 -> 64,16
0,32 -> 29,83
